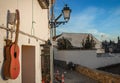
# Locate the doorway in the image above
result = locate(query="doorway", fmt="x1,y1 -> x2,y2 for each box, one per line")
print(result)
22,45 -> 35,83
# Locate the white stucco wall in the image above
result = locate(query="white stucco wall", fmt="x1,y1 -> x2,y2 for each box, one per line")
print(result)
54,48 -> 120,69
0,0 -> 49,83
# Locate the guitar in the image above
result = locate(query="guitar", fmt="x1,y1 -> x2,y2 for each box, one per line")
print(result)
9,9 -> 20,79
2,10 -> 12,80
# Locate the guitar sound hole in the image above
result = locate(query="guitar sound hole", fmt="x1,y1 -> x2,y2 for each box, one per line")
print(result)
14,52 -> 17,58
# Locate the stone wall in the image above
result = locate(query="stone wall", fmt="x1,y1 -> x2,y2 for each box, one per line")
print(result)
76,65 -> 120,83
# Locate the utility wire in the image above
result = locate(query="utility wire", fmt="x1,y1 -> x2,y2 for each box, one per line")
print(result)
0,26 -> 46,42
31,0 -> 35,35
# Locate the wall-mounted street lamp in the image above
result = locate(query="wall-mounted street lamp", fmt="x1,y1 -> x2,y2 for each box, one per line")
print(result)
49,3 -> 71,83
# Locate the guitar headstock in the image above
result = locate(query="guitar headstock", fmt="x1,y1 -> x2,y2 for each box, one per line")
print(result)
15,9 -> 20,25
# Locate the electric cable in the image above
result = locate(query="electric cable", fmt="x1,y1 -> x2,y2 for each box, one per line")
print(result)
31,0 -> 35,35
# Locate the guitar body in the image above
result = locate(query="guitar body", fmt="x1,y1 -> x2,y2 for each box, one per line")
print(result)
10,43 -> 20,79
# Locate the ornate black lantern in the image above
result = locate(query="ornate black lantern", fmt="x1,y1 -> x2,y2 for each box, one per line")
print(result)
62,4 -> 71,22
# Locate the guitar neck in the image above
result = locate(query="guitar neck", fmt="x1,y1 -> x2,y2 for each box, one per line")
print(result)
6,10 -> 10,40
14,9 -> 20,45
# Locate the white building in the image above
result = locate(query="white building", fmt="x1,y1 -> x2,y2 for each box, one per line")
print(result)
0,0 -> 51,83
54,33 -> 120,69
54,32 -> 102,49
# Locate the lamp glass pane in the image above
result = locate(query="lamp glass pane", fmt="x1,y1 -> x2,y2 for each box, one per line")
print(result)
63,10 -> 70,21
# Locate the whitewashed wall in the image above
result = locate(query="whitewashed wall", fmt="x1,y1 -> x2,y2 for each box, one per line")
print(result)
54,48 -> 120,69
0,0 -> 49,83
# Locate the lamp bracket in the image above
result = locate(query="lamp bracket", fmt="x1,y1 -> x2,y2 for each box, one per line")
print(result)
55,21 -> 67,27
55,13 -> 62,22
49,21 -> 67,28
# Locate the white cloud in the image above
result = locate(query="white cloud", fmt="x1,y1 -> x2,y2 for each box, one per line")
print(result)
100,7 -> 120,31
85,29 -> 110,41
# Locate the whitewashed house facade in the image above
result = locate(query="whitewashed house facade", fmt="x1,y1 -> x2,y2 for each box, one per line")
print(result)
0,0 -> 50,83
55,32 -> 101,49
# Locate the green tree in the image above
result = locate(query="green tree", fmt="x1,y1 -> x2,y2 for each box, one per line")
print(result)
85,34 -> 91,49
118,36 -> 120,43
91,36 -> 96,48
82,34 -> 96,49
82,39 -> 85,48
57,37 -> 73,50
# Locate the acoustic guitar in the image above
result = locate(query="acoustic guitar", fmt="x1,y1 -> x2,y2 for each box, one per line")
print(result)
2,10 -> 12,80
9,9 -> 20,79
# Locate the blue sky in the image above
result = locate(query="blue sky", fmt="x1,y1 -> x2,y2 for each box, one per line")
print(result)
54,0 -> 120,41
